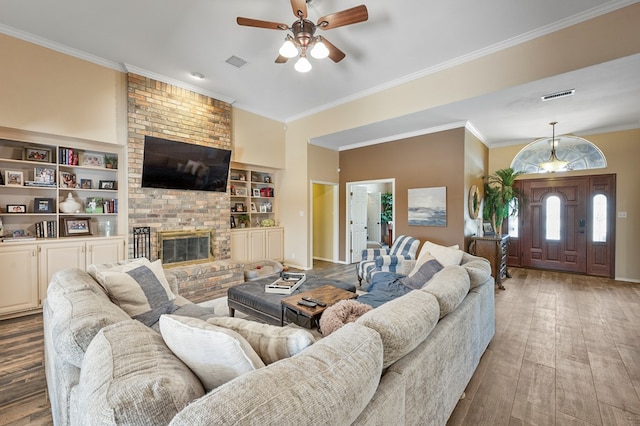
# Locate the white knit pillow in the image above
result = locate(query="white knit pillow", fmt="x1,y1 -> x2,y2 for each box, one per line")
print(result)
421,241 -> 463,266
159,315 -> 265,391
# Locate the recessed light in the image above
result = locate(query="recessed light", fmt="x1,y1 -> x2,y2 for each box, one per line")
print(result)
190,72 -> 205,79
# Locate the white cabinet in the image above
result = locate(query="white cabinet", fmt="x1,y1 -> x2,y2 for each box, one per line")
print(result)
230,227 -> 283,263
0,244 -> 39,315
0,237 -> 126,318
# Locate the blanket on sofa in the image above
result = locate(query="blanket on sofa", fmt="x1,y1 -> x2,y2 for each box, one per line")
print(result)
357,258 -> 443,308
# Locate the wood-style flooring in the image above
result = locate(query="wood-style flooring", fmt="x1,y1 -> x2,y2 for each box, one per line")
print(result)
1,262 -> 639,425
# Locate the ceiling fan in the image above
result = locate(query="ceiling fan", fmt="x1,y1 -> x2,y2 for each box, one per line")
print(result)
237,0 -> 368,72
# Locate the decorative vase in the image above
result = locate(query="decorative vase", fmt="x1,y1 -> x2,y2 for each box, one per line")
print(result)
59,193 -> 82,213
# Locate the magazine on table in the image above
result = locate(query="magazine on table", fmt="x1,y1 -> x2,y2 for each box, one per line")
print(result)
265,272 -> 307,294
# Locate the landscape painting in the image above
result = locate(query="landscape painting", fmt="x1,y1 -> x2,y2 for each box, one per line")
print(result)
408,187 -> 447,226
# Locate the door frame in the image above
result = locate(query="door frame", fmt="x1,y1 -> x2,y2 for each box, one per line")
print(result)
310,180 -> 340,264
345,178 -> 395,264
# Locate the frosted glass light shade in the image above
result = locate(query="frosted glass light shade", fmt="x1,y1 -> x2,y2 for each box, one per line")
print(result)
279,39 -> 298,58
294,56 -> 312,72
311,41 -> 329,59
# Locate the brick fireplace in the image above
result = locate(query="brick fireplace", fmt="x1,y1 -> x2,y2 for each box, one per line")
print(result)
126,74 -> 242,301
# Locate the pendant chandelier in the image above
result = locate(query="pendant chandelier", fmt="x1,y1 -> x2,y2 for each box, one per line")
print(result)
539,122 -> 568,172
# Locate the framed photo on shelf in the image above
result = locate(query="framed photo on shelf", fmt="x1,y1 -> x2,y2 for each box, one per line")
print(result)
80,179 -> 92,189
34,167 -> 56,184
482,221 -> 494,235
99,180 -> 116,190
250,202 -> 257,212
59,171 -> 77,188
252,188 -> 260,197
6,204 -> 27,213
235,188 -> 247,196
234,202 -> 245,212
260,205 -> 268,213
62,217 -> 92,236
34,198 -> 54,213
23,147 -> 52,163
82,152 -> 105,167
85,197 -> 104,214
5,170 -> 24,186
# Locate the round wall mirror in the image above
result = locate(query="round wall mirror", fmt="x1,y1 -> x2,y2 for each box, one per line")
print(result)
468,185 -> 480,219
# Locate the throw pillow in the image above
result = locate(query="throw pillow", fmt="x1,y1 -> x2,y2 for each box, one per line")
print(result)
422,241 -> 463,266
159,314 -> 265,391
401,255 -> 443,289
207,316 -> 315,364
88,258 -> 176,327
319,300 -> 373,337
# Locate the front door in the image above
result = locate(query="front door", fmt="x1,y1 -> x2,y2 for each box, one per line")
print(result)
515,174 -> 615,277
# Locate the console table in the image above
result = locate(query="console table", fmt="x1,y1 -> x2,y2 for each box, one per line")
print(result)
468,235 -> 510,289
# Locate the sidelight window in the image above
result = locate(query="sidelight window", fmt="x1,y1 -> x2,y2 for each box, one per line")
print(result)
508,198 -> 519,238
592,194 -> 607,242
546,196 -> 561,240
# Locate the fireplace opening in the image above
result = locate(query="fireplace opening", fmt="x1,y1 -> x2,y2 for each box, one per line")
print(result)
158,229 -> 213,267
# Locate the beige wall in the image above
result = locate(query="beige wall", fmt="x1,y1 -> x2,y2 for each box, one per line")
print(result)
464,130 -> 489,239
312,183 -> 336,261
231,108 -> 285,169
0,34 -> 127,145
489,128 -> 640,282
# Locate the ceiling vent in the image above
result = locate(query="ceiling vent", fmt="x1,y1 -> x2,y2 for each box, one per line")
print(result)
226,55 -> 248,68
541,89 -> 575,101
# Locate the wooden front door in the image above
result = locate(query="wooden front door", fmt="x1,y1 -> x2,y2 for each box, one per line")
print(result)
514,174 -> 615,277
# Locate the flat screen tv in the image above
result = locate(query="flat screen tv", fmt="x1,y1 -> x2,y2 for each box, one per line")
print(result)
141,136 -> 231,192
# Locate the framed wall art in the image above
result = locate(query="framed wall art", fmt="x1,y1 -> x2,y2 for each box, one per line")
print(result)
408,186 -> 447,227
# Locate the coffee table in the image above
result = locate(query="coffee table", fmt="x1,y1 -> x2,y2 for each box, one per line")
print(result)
227,276 -> 356,326
281,285 -> 358,328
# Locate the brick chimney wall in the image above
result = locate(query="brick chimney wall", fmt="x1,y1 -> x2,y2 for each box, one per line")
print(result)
126,73 -> 242,301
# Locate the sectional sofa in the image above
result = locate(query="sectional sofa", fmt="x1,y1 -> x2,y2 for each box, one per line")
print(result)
43,249 -> 494,425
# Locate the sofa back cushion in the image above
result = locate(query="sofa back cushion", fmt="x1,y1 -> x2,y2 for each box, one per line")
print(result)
421,265 -> 471,318
460,252 -> 492,289
76,320 -> 204,425
45,268 -> 131,367
88,258 -> 176,327
356,290 -> 440,369
169,323 -> 383,426
159,315 -> 265,391
420,241 -> 463,266
207,316 -> 315,364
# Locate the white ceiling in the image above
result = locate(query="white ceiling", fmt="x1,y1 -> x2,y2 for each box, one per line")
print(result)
1,0 -> 639,150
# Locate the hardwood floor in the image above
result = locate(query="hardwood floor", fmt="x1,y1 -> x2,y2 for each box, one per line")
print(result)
1,262 -> 639,425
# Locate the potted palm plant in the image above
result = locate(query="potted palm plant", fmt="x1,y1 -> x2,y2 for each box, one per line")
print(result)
483,168 -> 524,237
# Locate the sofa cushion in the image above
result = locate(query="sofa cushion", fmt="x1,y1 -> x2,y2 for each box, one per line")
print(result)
421,265 -> 471,318
402,254 -> 444,289
88,258 -> 176,327
420,241 -> 463,266
159,315 -> 265,391
169,323 -> 383,426
76,320 -> 204,425
356,290 -> 440,369
207,316 -> 315,364
460,252 -> 492,289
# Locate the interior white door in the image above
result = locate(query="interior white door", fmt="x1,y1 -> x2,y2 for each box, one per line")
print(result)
367,192 -> 381,243
350,185 -> 368,263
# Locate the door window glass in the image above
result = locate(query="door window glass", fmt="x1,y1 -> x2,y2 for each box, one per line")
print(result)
593,194 -> 607,242
508,198 -> 519,238
546,196 -> 561,240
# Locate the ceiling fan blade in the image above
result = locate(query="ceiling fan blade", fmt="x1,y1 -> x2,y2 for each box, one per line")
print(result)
275,55 -> 290,64
321,37 -> 346,63
237,17 -> 288,30
290,0 -> 307,19
317,5 -> 368,30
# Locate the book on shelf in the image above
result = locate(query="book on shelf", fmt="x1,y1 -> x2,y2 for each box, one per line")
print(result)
265,273 -> 307,294
34,220 -> 57,238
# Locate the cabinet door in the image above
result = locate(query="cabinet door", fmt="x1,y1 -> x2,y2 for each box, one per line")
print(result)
247,230 -> 266,262
265,228 -> 283,261
230,230 -> 248,262
87,238 -> 126,265
0,244 -> 39,315
39,241 -> 87,302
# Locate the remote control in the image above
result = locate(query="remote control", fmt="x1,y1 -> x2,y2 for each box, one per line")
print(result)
302,296 -> 326,307
297,300 -> 317,307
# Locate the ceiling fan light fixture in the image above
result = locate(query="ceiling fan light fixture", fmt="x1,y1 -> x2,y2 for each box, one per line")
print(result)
310,38 -> 329,59
294,55 -> 312,72
279,37 -> 298,58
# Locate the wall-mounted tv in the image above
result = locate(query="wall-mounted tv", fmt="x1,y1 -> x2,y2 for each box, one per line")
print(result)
141,136 -> 231,192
